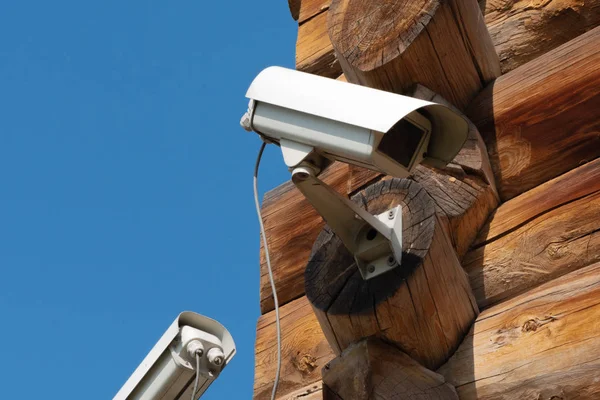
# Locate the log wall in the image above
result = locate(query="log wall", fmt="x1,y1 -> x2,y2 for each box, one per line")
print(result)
253,4 -> 600,399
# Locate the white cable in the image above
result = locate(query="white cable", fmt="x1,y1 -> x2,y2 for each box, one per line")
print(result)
253,142 -> 281,400
191,352 -> 201,400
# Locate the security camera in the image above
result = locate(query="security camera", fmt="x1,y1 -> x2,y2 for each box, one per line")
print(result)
113,312 -> 236,400
241,66 -> 468,280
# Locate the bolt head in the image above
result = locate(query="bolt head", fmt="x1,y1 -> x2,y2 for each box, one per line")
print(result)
387,256 -> 396,266
295,172 -> 309,181
212,356 -> 224,366
368,265 -> 375,273
388,210 -> 395,219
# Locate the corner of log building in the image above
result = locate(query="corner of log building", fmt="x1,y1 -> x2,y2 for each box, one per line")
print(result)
253,1 -> 600,398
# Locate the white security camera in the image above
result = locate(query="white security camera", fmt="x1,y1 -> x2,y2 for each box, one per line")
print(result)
241,67 -> 468,280
113,312 -> 236,400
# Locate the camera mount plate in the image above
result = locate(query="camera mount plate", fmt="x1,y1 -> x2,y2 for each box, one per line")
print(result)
290,159 -> 403,280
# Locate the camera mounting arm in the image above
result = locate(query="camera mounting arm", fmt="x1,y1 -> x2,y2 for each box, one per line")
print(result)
282,139 -> 403,280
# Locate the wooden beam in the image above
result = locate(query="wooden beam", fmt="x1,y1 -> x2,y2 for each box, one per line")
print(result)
438,261 -> 600,399
482,0 -> 600,73
464,158 -> 600,309
254,296 -> 334,400
322,338 -> 458,400
327,0 -> 500,110
467,26 -> 600,201
305,178 -> 478,370
296,11 -> 342,78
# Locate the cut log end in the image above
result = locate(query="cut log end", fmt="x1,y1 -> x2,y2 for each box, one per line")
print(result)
305,178 -> 478,370
305,178 -> 435,314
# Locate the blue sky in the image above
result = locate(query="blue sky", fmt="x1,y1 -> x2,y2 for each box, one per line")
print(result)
0,2 -> 295,398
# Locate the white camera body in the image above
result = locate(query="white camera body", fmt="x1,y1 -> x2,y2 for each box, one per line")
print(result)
242,67 -> 469,280
113,312 -> 236,400
243,66 -> 468,176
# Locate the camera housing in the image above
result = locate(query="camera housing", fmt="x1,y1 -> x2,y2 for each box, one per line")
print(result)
113,312 -> 236,400
242,66 -> 468,175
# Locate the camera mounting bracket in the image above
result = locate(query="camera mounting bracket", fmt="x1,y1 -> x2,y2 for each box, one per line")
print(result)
282,140 -> 403,280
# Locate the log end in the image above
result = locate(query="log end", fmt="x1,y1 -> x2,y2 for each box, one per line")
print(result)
328,0 -> 440,71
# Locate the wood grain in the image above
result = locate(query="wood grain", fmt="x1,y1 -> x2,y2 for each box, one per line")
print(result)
439,261 -> 600,399
296,11 -> 341,78
467,26 -> 600,201
473,158 -> 600,248
482,0 -> 600,73
293,0 -> 600,82
288,0 -> 330,23
322,338 -> 458,400
254,296 -> 334,400
305,178 -> 478,370
464,159 -> 600,309
328,0 -> 499,110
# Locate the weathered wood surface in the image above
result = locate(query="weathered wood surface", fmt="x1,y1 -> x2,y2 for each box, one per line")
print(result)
439,261 -> 600,399
296,11 -> 341,78
306,178 -> 478,369
468,26 -> 600,201
254,296 -> 334,400
291,0 -> 600,77
464,158 -> 600,309
322,338 -> 458,400
259,163 -> 349,314
482,0 -> 600,73
328,0 -> 499,110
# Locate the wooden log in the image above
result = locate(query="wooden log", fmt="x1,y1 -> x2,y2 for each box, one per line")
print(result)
293,0 -> 600,81
482,0 -> 600,73
254,296 -> 334,400
259,162 -> 349,314
296,11 -> 342,78
464,158 -> 600,309
467,26 -> 600,201
328,0 -> 500,110
438,261 -> 600,399
322,338 -> 458,400
305,178 -> 478,370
